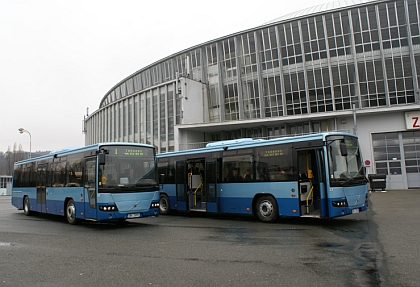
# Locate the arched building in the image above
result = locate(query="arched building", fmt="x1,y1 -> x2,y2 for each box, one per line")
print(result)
84,0 -> 420,189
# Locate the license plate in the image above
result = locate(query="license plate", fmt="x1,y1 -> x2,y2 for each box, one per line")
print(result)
127,213 -> 140,218
352,209 -> 359,214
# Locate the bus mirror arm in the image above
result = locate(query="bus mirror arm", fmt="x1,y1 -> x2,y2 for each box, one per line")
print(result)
98,153 -> 106,165
340,140 -> 348,156
159,174 -> 165,185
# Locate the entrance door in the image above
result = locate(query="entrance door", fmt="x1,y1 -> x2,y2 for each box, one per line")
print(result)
36,164 -> 47,213
175,160 -> 187,211
84,158 -> 97,219
297,149 -> 325,217
205,158 -> 218,213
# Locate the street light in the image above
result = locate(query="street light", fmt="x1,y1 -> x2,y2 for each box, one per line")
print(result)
18,128 -> 32,159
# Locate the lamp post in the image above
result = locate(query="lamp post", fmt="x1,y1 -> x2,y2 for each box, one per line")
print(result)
18,128 -> 32,159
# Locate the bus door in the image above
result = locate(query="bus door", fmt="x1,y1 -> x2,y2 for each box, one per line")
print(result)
186,158 -> 206,211
84,158 -> 97,219
36,164 -> 47,213
175,160 -> 188,211
205,158 -> 218,213
297,149 -> 326,217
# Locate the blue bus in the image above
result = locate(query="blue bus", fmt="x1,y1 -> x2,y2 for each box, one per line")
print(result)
12,143 -> 160,224
157,132 -> 369,222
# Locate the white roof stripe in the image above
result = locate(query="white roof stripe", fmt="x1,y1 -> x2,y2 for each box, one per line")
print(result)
264,0 -> 379,24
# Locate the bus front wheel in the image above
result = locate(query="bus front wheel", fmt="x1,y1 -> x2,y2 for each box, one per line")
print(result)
159,194 -> 170,215
23,196 -> 32,216
65,199 -> 79,225
255,195 -> 278,223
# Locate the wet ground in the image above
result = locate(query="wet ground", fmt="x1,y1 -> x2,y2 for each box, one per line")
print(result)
0,189 -> 419,286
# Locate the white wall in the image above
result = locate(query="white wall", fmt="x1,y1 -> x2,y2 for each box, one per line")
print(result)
356,111 -> 406,167
180,77 -> 205,125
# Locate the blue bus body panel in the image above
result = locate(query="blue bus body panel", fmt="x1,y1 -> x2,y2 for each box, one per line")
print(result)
161,182 -> 369,218
47,187 -> 83,216
206,202 -> 217,212
328,185 -> 369,218
11,142 -> 159,223
12,187 -> 159,221
95,191 -> 160,221
157,132 -> 368,219
100,192 -> 159,212
11,188 -> 34,210
217,182 -> 300,216
160,185 -> 178,210
161,182 -> 301,217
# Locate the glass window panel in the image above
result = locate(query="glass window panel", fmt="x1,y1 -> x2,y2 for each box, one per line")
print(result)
316,17 -> 324,37
342,13 -> 350,34
376,162 -> 387,169
301,20 -> 309,41
396,1 -> 405,24
360,9 -> 368,31
309,19 -> 317,40
406,167 -> 419,173
368,7 -> 378,29
326,16 -> 334,37
379,4 -> 388,28
388,4 -> 397,26
352,9 -> 361,32
333,14 -> 342,34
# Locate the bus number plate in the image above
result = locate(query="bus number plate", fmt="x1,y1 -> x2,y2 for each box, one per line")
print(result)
128,213 -> 140,218
352,209 -> 359,214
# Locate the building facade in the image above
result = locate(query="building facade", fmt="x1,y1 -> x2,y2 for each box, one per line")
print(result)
84,0 -> 420,189
0,175 -> 12,196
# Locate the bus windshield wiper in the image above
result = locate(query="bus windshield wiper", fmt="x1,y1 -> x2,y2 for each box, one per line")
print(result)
339,176 -> 368,186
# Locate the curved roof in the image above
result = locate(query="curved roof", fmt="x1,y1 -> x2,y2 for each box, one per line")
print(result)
98,0 -> 385,110
264,0 -> 378,24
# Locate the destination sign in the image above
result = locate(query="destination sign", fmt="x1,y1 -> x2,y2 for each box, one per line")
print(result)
124,149 -> 144,156
110,146 -> 153,157
263,149 -> 284,157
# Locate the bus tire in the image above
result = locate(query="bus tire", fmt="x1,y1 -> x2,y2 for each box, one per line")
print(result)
23,196 -> 32,216
159,194 -> 170,215
255,195 -> 278,223
65,199 -> 79,225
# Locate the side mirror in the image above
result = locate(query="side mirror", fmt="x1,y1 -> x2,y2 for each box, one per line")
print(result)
98,153 -> 106,165
340,140 -> 348,157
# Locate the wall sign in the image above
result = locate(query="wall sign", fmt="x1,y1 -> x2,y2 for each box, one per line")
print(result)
405,111 -> 420,130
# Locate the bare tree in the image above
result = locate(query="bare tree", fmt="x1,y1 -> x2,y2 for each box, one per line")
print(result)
2,143 -> 28,175
16,143 -> 25,162
0,152 -> 4,175
5,146 -> 12,175
13,143 -> 18,163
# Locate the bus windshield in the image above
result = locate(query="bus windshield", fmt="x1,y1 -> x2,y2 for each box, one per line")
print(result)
327,136 -> 367,187
99,146 -> 158,192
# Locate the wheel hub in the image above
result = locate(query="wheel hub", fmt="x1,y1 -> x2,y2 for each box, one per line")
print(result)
259,200 -> 273,216
67,205 -> 75,220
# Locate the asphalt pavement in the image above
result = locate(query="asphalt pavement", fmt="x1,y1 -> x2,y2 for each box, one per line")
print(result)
367,189 -> 420,287
1,189 -> 420,287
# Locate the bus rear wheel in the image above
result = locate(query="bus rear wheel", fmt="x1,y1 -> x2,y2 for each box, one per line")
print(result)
23,196 -> 32,216
255,195 -> 278,223
159,194 -> 170,215
65,199 -> 79,225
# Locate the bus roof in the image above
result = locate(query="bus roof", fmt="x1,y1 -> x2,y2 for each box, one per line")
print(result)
157,132 -> 356,158
14,142 -> 155,165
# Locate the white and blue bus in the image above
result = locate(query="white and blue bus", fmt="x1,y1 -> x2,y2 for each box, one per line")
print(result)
12,143 -> 160,224
157,132 -> 369,222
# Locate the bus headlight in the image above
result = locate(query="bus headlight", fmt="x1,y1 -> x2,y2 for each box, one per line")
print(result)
99,205 -> 118,211
150,202 -> 160,208
332,200 -> 348,207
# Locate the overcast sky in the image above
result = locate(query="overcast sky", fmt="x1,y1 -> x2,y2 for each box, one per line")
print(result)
1,0 -> 329,153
